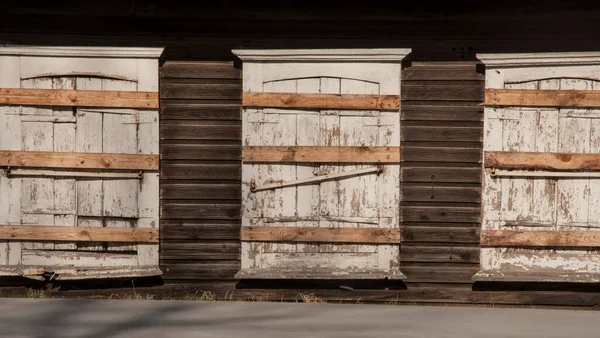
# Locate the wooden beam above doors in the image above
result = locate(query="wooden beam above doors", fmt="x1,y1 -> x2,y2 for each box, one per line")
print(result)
485,89 -> 600,108
0,88 -> 158,109
484,151 -> 600,170
0,225 -> 158,243
241,226 -> 401,244
0,151 -> 159,170
243,92 -> 400,110
481,230 -> 600,247
243,146 -> 400,163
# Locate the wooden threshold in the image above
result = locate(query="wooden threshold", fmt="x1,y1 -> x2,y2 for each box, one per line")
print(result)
0,151 -> 159,170
485,89 -> 600,108
241,226 -> 401,244
0,225 -> 158,243
0,88 -> 158,109
243,146 -> 400,163
243,92 -> 400,110
481,230 -> 600,247
484,151 -> 600,170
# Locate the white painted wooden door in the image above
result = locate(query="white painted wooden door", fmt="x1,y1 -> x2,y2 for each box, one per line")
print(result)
478,52 -> 600,282
0,47 -> 162,279
236,49 -> 410,279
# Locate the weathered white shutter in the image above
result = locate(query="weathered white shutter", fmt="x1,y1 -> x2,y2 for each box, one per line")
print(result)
0,46 -> 162,280
235,49 -> 410,279
477,52 -> 600,282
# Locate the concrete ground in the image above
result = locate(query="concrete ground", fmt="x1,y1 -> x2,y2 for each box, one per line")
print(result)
0,299 -> 598,338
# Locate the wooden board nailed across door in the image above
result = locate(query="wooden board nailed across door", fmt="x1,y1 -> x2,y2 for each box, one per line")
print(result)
235,49 -> 410,279
0,46 -> 162,280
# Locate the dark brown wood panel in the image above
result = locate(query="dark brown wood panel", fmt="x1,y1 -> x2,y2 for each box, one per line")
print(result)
160,82 -> 241,100
402,185 -> 481,203
161,163 -> 241,180
400,62 -> 484,285
160,183 -> 241,200
402,167 -> 481,183
160,123 -> 242,141
160,61 -> 241,79
160,60 -> 242,283
402,81 -> 484,101
401,126 -> 482,142
160,102 -> 240,121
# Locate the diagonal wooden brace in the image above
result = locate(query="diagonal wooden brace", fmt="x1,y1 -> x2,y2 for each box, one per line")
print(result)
251,166 -> 381,192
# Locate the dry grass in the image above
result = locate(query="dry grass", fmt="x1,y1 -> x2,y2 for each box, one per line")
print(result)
298,293 -> 326,303
24,288 -> 49,299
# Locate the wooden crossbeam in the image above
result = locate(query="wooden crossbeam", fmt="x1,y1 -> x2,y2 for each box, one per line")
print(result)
0,225 -> 158,243
0,151 -> 158,170
243,146 -> 400,163
481,230 -> 600,247
485,89 -> 600,108
243,92 -> 400,110
0,88 -> 158,109
241,226 -> 401,244
485,151 -> 600,170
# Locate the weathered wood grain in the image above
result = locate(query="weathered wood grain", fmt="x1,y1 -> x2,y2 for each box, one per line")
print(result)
402,82 -> 484,101
0,150 -> 158,170
160,61 -> 241,79
402,226 -> 480,243
241,226 -> 401,244
243,92 -> 400,110
0,225 -> 158,243
160,82 -> 241,100
402,147 -> 481,163
401,167 -> 481,183
485,89 -> 600,108
242,146 -> 400,163
481,230 -> 600,247
401,126 -> 482,142
485,151 -> 600,170
0,88 -> 158,108
401,105 -> 483,122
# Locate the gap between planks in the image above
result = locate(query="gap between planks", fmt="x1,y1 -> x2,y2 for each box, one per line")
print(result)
0,151 -> 158,170
485,89 -> 600,108
243,92 -> 400,110
241,226 -> 401,244
243,146 -> 400,163
481,230 -> 600,247
0,88 -> 158,108
0,225 -> 158,243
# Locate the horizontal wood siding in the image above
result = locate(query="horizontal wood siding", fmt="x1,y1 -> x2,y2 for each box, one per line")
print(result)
401,62 -> 484,284
159,60 -> 241,284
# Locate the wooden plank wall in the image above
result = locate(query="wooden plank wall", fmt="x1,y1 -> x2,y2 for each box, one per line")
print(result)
159,61 -> 242,285
400,62 -> 484,284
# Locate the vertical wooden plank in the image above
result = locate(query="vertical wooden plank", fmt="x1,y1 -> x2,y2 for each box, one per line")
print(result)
318,77 -> 341,254
339,79 -> 378,256
76,78 -> 104,251
500,82 -> 537,224
102,79 -> 138,252
588,80 -> 600,228
295,78 -> 321,255
533,79 -> 560,227
260,80 -> 297,257
21,78 -> 54,251
136,58 -> 160,266
0,55 -> 21,265
52,77 -> 77,250
557,79 -> 593,227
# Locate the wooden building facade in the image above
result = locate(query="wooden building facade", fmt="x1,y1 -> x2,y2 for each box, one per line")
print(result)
2,1 -> 600,306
